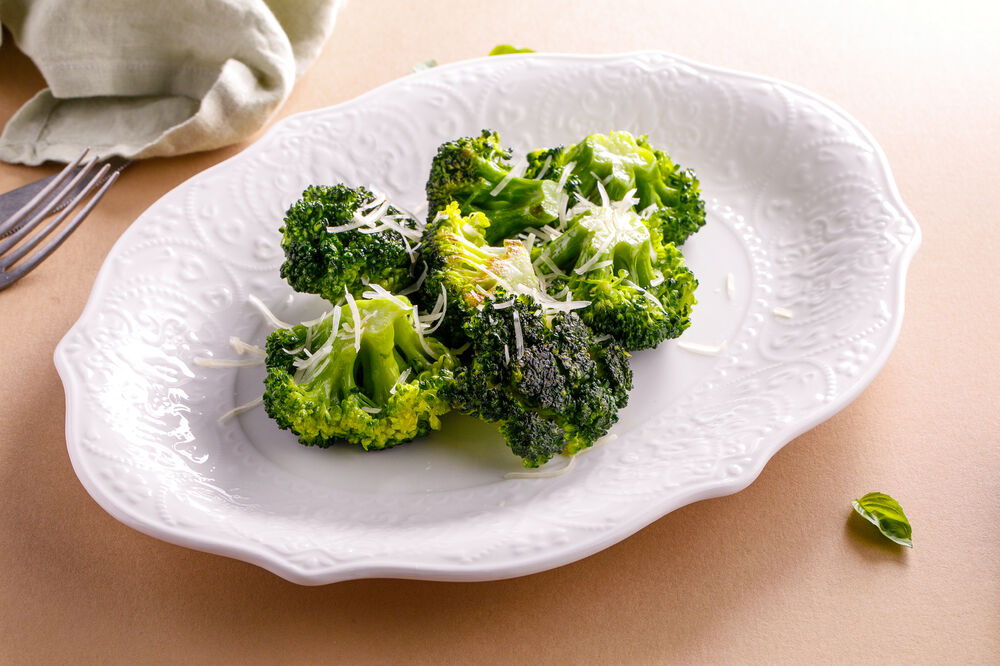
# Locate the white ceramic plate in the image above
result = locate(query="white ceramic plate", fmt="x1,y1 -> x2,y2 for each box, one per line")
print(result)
56,52 -> 920,584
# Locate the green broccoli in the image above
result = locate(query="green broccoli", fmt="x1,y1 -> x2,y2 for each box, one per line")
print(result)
279,184 -> 421,301
524,131 -> 706,245
425,129 -> 561,243
533,198 -> 698,351
441,293 -> 632,467
420,201 -> 541,346
262,293 -> 457,451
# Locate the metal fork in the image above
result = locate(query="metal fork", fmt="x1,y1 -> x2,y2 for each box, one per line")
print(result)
0,149 -> 122,291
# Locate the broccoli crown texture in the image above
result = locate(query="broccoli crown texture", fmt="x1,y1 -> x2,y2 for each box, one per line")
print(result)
534,201 -> 699,351
524,131 -> 706,245
425,129 -> 560,243
440,293 -> 632,467
262,294 -> 457,451
279,184 -> 419,301
420,201 -> 541,346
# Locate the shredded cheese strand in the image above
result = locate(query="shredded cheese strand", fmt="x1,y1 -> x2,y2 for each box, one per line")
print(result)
389,367 -> 412,395
248,294 -> 292,329
344,288 -> 362,352
218,396 -> 263,423
362,283 -> 411,311
512,309 -> 524,359
398,261 -> 429,296
411,304 -> 439,358
594,176 -> 611,207
229,336 -> 265,357
675,340 -> 728,356
622,278 -> 667,313
489,157 -> 527,196
423,283 -> 448,334
773,307 -> 794,319
555,161 -> 576,194
534,154 -> 553,180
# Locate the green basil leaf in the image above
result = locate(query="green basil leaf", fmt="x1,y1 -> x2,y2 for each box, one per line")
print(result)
489,45 -> 535,56
412,59 -> 438,73
852,492 -> 913,547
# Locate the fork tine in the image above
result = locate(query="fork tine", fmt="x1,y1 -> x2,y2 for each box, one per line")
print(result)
0,155 -> 101,257
0,149 -> 90,237
0,169 -> 120,288
1,163 -> 111,270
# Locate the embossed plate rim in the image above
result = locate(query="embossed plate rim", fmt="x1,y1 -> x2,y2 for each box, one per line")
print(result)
56,51 -> 921,584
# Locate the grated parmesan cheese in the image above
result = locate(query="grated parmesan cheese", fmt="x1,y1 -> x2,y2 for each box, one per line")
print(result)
411,304 -> 439,358
534,154 -> 553,180
248,294 -> 292,329
489,157 -> 527,196
423,283 -> 449,334
594,178 -> 611,207
511,309 -> 524,358
555,161 -> 576,194
218,396 -> 263,424
398,261 -> 429,296
389,367 -> 412,395
344,288 -> 362,352
362,283 -> 411,311
229,336 -> 265,357
675,340 -> 728,356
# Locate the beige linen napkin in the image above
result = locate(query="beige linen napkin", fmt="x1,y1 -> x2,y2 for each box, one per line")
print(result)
0,0 -> 344,165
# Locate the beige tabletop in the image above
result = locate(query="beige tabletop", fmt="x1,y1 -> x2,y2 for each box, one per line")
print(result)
2,1 -> 998,663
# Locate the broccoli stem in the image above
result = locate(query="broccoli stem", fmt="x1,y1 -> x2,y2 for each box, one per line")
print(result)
479,179 -> 560,244
543,223 -> 655,288
612,240 -> 655,286
638,178 -> 683,209
544,224 -> 591,271
359,325 -> 402,405
328,344 -> 359,401
392,318 -> 435,369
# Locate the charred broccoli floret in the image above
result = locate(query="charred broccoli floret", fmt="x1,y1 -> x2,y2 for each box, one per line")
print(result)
262,294 -> 457,451
441,294 -> 632,467
425,129 -> 561,243
534,198 -> 698,350
420,201 -> 541,346
524,131 -> 706,245
279,184 -> 421,300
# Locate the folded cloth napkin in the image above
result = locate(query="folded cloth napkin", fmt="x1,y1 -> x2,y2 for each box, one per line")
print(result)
0,0 -> 344,165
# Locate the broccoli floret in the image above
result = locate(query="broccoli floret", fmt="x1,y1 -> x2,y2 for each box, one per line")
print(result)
420,201 -> 541,346
279,184 -> 420,300
524,131 -> 706,245
441,294 -> 632,467
262,294 -> 457,450
426,130 -> 561,243
534,200 -> 698,350
524,146 -> 563,180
